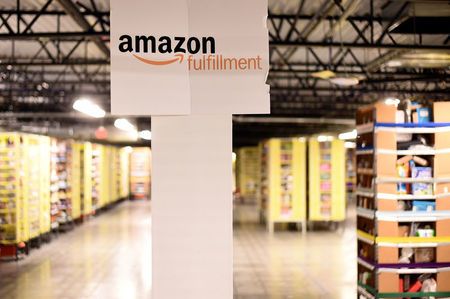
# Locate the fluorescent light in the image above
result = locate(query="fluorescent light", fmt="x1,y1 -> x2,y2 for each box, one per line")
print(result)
329,76 -> 359,86
387,60 -> 402,67
139,130 -> 152,140
385,98 -> 400,106
345,142 -> 356,149
317,135 -> 334,142
298,137 -> 307,142
232,152 -> 237,163
339,129 -> 357,140
311,70 -> 336,79
114,118 -> 136,132
73,98 -> 105,118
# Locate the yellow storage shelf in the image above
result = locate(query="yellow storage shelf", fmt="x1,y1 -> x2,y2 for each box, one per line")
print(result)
130,147 -> 151,200
259,138 -> 307,233
119,147 -> 130,199
80,142 -> 93,217
308,138 -> 346,222
71,141 -> 82,220
39,136 -> 51,235
236,147 -> 260,201
0,133 -> 25,246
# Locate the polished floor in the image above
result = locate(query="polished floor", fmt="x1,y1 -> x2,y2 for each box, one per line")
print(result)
0,200 -> 356,299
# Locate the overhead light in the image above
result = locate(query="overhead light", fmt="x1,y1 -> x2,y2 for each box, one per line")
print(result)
344,141 -> 356,149
386,60 -> 402,67
73,98 -> 106,118
385,98 -> 400,106
232,152 -> 237,163
298,137 -> 307,142
311,70 -> 336,80
339,129 -> 357,140
114,118 -> 136,132
317,135 -> 334,142
139,130 -> 152,140
329,76 -> 359,86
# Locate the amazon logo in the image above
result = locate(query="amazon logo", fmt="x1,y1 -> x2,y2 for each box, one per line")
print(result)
118,35 -> 216,66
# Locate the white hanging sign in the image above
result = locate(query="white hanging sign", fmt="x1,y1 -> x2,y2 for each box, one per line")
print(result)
110,0 -> 270,115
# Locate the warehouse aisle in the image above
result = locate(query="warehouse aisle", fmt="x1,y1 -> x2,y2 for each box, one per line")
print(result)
233,203 -> 356,299
0,201 -> 152,299
0,200 -> 356,299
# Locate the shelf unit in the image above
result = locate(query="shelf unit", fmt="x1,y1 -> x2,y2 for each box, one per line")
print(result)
259,138 -> 307,233
39,136 -> 51,237
49,138 -> 60,230
71,140 -> 82,220
119,147 -> 130,199
79,142 -> 93,218
346,147 -> 356,196
91,143 -> 102,212
112,147 -> 121,202
236,146 -> 260,201
0,133 -> 25,258
308,138 -> 346,223
130,147 -> 151,200
356,101 -> 450,298
52,139 -> 77,228
23,135 -> 45,241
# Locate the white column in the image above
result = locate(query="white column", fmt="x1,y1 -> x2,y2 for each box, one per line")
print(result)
152,114 -> 233,299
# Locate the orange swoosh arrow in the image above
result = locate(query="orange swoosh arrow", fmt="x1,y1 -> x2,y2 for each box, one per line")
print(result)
132,53 -> 184,65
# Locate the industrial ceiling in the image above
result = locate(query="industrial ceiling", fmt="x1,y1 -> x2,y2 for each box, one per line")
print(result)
0,0 -> 449,146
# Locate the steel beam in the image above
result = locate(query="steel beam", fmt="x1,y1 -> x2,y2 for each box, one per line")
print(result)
0,9 -> 109,16
233,115 -> 355,126
56,0 -> 109,57
0,59 -> 109,66
0,31 -> 108,40
268,13 -> 386,22
269,41 -> 450,51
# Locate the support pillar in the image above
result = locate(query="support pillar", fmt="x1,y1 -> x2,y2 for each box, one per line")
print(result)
152,114 -> 233,298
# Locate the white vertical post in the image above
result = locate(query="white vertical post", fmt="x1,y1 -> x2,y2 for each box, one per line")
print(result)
152,114 -> 233,299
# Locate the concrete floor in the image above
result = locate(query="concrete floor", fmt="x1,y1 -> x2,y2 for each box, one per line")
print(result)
0,200 -> 356,299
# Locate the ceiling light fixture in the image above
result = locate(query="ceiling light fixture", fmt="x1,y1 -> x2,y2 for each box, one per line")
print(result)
387,60 -> 402,67
73,98 -> 106,118
138,130 -> 152,140
317,135 -> 334,142
344,141 -> 356,149
329,76 -> 359,86
114,118 -> 136,132
311,70 -> 336,80
385,98 -> 400,106
338,129 -> 357,140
